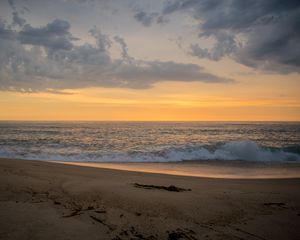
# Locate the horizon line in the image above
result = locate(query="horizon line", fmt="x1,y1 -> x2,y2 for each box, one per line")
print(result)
0,120 -> 299,123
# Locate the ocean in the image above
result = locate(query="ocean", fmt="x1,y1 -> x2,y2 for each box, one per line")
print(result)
0,121 -> 299,162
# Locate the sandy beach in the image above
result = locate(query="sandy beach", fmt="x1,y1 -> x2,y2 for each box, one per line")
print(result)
56,160 -> 300,179
1,158 -> 300,240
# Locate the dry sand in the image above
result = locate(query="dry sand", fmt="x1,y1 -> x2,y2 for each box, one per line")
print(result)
0,158 -> 300,240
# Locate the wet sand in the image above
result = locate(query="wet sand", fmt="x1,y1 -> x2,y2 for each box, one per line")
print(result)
1,158 -> 300,240
55,160 -> 300,179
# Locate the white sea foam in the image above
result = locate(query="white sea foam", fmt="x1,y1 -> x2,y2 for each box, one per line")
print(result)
143,140 -> 300,162
0,140 -> 299,162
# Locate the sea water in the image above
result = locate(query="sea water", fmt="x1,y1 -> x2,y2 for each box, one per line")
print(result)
0,121 -> 299,162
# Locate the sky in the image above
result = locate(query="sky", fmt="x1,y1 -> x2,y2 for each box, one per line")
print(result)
0,0 -> 299,121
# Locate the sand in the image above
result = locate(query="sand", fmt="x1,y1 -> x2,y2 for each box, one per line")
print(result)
0,158 -> 300,240
55,160 -> 300,179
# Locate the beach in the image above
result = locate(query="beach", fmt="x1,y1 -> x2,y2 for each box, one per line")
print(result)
1,158 -> 300,240
1,0 -> 300,238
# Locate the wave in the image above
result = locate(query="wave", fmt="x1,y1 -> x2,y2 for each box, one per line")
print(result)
0,140 -> 299,162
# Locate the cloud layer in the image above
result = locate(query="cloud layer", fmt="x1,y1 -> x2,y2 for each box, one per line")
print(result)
0,6 -> 232,92
135,0 -> 300,73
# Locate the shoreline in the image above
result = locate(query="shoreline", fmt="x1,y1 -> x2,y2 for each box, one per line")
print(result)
47,159 -> 300,179
1,158 -> 300,239
2,157 -> 300,179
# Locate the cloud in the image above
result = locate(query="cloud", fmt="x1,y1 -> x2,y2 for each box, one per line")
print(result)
18,19 -> 75,51
146,0 -> 300,73
0,16 -> 233,92
133,8 -> 169,27
113,35 -> 130,59
190,31 -> 238,61
8,0 -> 26,27
134,11 -> 159,27
12,11 -> 26,27
112,60 -> 233,89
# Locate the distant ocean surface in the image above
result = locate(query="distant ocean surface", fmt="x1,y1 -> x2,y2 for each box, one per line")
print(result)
0,122 -> 300,162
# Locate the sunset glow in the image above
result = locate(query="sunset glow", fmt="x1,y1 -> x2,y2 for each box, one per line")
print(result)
0,0 -> 299,121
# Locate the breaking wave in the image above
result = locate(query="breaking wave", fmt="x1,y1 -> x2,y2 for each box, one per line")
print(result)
0,140 -> 299,162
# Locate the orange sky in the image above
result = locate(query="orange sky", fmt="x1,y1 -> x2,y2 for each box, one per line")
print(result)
1,77 -> 299,121
1,0 -> 300,121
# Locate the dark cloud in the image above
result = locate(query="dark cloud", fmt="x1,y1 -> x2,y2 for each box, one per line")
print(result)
190,31 -> 238,61
157,0 -> 300,73
12,11 -> 26,27
0,18 -> 15,40
134,11 -> 159,27
112,60 -> 232,89
134,9 -> 170,27
8,0 -> 26,27
113,36 -> 130,60
18,19 -> 74,51
0,15 -> 233,92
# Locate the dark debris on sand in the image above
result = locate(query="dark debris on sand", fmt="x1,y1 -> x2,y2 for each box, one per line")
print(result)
167,228 -> 197,240
133,183 -> 191,192
263,202 -> 285,207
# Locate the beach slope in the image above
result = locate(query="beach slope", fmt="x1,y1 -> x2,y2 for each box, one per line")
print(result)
0,158 -> 300,240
